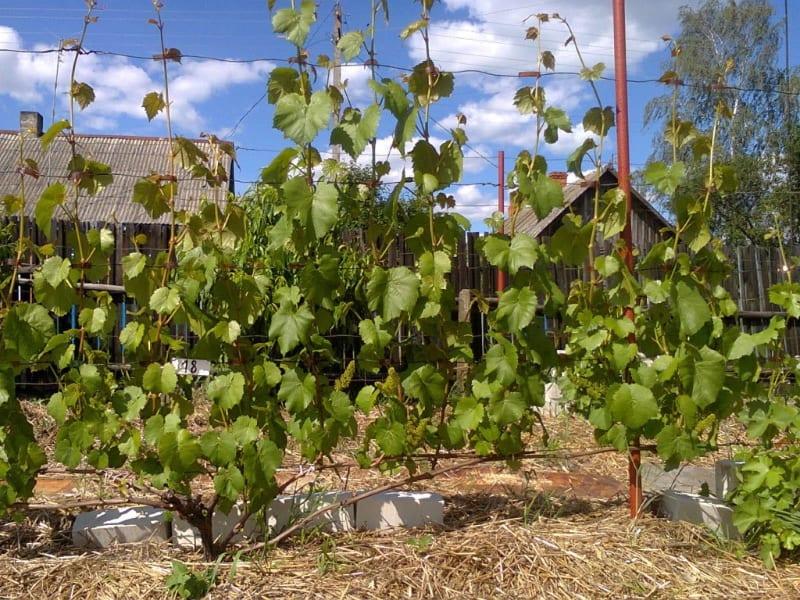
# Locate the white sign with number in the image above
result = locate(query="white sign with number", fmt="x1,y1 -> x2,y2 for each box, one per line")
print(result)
171,358 -> 211,377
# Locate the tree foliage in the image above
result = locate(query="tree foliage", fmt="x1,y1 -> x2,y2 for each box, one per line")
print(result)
644,0 -> 800,244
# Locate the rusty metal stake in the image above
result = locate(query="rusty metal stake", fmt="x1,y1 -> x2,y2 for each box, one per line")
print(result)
612,0 -> 643,517
497,150 -> 506,293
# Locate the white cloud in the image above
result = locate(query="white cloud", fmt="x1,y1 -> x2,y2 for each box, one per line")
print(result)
448,183 -> 495,222
0,26 -> 272,133
401,0 -> 700,159
441,77 -> 588,148
0,27 -> 54,102
338,64 -> 375,104
335,133 -> 486,183
433,0 -> 702,77
546,122 -> 606,158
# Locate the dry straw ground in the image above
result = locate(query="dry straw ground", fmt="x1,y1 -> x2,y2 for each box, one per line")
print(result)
2,404 -> 799,599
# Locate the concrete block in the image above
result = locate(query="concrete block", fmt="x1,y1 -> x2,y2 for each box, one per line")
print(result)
72,507 -> 168,548
714,460 -> 744,499
172,504 -> 261,550
172,492 -> 354,548
641,463 -> 715,495
269,491 -> 354,534
543,382 -> 564,417
355,491 -> 444,530
658,490 -> 739,539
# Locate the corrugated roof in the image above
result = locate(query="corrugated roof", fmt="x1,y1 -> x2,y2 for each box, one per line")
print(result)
0,130 -> 233,225
509,166 -> 671,237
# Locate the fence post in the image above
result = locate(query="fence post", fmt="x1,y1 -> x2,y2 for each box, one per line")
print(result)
497,150 -> 506,294
456,288 -> 472,386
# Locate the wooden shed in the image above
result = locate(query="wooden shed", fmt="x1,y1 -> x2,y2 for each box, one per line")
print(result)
0,111 -> 235,368
0,111 -> 235,287
511,166 -> 671,251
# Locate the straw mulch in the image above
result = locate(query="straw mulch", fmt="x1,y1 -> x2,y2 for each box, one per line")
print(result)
2,495 -> 799,600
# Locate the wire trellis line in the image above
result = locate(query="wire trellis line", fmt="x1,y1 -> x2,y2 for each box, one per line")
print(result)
0,47 -> 797,96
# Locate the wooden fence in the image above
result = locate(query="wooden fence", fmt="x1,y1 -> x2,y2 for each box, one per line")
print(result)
11,222 -> 800,376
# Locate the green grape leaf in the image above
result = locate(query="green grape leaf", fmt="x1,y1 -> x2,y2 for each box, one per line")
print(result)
273,91 -> 332,145
513,86 -> 545,115
769,283 -> 800,318
4,303 -> 54,361
566,138 -> 597,179
268,301 -> 314,355
231,416 -> 260,446
525,172 -> 564,219
207,372 -> 245,410
375,421 -> 406,456
79,307 -> 107,334
40,119 -> 70,150
133,179 -> 173,220
600,187 -> 626,239
214,465 -> 245,507
267,67 -> 302,104
119,322 -> 145,351
484,338 -> 518,386
675,281 -> 710,337
550,214 -> 591,266
359,318 -> 391,349
407,60 -> 453,106
35,182 -> 66,237
142,363 -> 178,395
355,385 -> 378,413
121,386 -> 148,421
485,233 -> 538,276
366,266 -> 419,321
327,390 -> 354,423
278,369 -> 316,413
644,161 -> 686,195
402,365 -> 446,407
40,256 -> 71,287
158,429 -> 201,472
582,106 -> 615,137
419,250 -> 451,301
149,286 -> 181,315
496,287 -> 537,332
200,431 -> 237,466
543,106 -> 571,142
142,91 -> 166,121
490,392 -> 526,426
336,30 -> 364,60
271,0 -> 316,46
71,81 -> 95,109
610,383 -> 658,429
329,103 -> 381,159
283,177 -> 339,238
453,397 -> 484,431
580,62 -> 605,81
728,333 -> 756,360
692,346 -> 725,408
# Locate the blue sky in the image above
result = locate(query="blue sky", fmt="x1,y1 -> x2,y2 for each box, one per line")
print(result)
0,0 -> 797,227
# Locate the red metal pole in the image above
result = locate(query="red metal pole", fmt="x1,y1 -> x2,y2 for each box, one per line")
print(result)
497,150 -> 506,293
612,0 -> 642,518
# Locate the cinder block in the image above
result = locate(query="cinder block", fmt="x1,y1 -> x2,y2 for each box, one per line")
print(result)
172,504 -> 261,550
171,492 -> 354,549
714,460 -> 744,499
269,491 -> 354,534
355,491 -> 444,530
658,490 -> 739,539
72,507 -> 168,548
543,382 -> 563,417
641,463 -> 715,494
